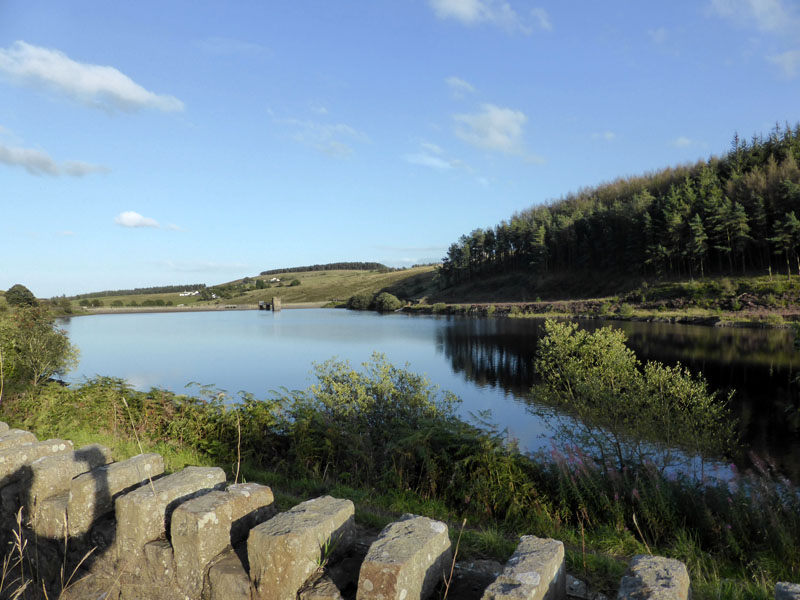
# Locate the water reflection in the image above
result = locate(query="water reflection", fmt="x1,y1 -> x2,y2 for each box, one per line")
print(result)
437,317 -> 800,481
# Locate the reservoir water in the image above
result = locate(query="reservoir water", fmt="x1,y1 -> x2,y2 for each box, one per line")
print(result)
59,309 -> 800,481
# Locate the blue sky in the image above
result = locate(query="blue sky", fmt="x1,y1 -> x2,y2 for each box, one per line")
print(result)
1,1 -> 799,297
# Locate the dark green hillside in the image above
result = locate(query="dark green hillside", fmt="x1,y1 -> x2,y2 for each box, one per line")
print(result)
439,124 -> 800,292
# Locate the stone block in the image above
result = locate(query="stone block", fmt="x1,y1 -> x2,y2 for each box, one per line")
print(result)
0,429 -> 37,450
248,495 -> 355,600
0,439 -> 73,487
357,514 -> 452,600
0,421 -> 9,433
776,582 -> 800,600
67,453 -> 165,536
208,550 -> 253,600
32,493 -> 68,538
113,466 -> 226,572
171,482 -> 274,597
481,536 -> 565,600
616,555 -> 690,600
301,573 -> 343,599
144,539 -> 175,583
24,444 -> 112,516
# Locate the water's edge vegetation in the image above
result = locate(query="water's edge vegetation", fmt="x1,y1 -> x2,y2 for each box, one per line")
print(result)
1,303 -> 798,598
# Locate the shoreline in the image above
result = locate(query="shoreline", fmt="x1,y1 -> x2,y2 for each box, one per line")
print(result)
69,301 -> 328,316
61,301 -> 797,329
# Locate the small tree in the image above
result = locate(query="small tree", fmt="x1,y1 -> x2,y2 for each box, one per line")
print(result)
2,305 -> 79,387
6,284 -> 37,307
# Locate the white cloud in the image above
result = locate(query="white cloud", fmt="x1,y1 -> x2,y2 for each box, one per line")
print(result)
114,211 -> 160,228
403,152 -> 454,169
403,141 -> 467,171
430,0 -> 542,33
198,37 -> 269,57
280,117 -> 369,158
710,1 -> 800,77
0,41 -> 184,113
446,76 -> 476,97
454,103 -> 528,153
672,136 -> 705,148
114,211 -> 181,230
530,8 -> 553,31
768,49 -> 800,76
592,131 -> 616,141
421,142 -> 444,154
0,142 -> 109,176
709,0 -> 796,33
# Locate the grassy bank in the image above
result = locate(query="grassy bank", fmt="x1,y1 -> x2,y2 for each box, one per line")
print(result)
1,356 -> 797,598
399,272 -> 800,327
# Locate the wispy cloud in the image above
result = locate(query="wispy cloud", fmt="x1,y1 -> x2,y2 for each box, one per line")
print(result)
0,41 -> 184,113
114,211 -> 181,230
710,0 -> 800,76
0,142 -> 109,176
768,49 -> 800,77
671,136 -> 707,148
709,0 -> 797,33
430,0 -> 551,34
530,8 -> 553,31
403,141 -> 464,170
648,27 -> 669,44
276,114 -> 369,158
446,76 -> 476,98
454,104 -> 528,152
197,37 -> 269,57
592,131 -> 616,141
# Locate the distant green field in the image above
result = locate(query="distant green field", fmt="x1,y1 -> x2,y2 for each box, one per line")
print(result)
65,266 -> 438,311
219,266 -> 437,305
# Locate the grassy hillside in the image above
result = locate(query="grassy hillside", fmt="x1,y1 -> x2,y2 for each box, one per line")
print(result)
218,266 -> 438,305
62,266 -> 439,312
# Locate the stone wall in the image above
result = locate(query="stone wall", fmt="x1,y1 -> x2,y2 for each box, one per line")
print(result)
0,422 -> 795,600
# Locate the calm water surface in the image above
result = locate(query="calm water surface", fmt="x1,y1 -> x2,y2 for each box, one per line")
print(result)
59,309 -> 800,480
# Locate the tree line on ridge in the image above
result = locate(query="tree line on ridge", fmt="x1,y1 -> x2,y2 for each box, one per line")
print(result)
439,124 -> 800,286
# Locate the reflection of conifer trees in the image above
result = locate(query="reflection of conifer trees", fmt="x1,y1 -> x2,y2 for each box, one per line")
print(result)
437,318 -> 539,397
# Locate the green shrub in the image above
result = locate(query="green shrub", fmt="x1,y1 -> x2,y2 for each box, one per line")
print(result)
617,303 -> 634,318
432,303 -> 447,313
374,292 -> 402,312
533,320 -> 735,474
347,291 -> 375,310
486,304 -> 496,316
290,279 -> 301,287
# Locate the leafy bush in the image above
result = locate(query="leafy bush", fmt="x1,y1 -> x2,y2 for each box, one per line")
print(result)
290,279 -> 301,287
0,305 -> 79,388
533,320 -> 735,475
374,292 -> 403,312
432,303 -> 447,313
346,291 -> 375,310
617,303 -> 634,318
